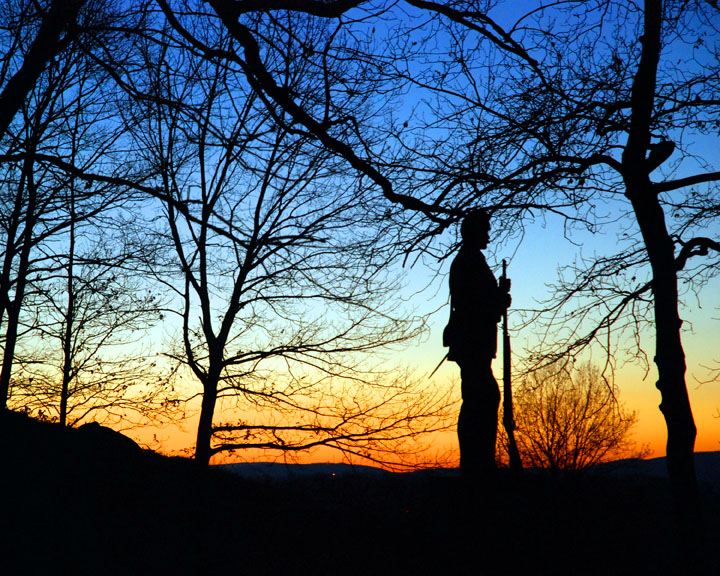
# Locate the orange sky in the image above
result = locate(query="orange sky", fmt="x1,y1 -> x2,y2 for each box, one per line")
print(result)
126,217 -> 720,466
126,280 -> 720,467
129,322 -> 718,467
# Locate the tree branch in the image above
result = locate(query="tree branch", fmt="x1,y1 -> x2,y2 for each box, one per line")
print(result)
654,170 -> 720,193
675,236 -> 720,271
0,0 -> 86,138
204,0 -> 452,221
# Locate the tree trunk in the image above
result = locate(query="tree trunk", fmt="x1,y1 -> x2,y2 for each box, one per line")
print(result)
627,183 -> 699,525
59,209 -> 76,427
623,0 -> 700,535
1,0 -> 86,407
194,359 -> 221,466
0,155 -> 38,409
0,308 -> 22,409
195,387 -> 218,466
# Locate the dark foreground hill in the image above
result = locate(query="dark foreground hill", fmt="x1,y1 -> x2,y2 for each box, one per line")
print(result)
2,411 -> 718,576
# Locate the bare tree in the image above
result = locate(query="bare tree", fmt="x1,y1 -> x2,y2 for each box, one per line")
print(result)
0,0 -> 164,419
512,362 -> 647,471
11,225 -> 167,428
123,12 -> 450,466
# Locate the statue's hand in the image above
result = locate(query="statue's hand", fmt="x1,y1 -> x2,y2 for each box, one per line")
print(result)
499,276 -> 511,294
504,293 -> 512,310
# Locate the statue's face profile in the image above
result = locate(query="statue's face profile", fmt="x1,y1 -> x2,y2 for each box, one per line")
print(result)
475,223 -> 490,250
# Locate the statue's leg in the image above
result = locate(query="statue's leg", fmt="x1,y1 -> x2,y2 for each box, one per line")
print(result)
479,366 -> 500,472
459,362 -> 500,477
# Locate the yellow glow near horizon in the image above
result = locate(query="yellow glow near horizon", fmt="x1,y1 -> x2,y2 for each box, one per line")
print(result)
122,218 -> 720,467
125,272 -> 720,467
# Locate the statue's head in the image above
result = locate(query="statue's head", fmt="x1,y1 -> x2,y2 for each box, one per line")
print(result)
460,209 -> 491,249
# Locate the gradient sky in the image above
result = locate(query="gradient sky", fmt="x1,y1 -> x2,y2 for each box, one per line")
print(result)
126,1 -> 720,466
137,215 -> 720,465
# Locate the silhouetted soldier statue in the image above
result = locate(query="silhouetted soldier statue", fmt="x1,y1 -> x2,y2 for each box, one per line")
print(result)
444,210 -> 510,478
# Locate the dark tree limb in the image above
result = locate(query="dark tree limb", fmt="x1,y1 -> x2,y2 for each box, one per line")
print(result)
0,0 -> 87,139
201,0 -> 452,221
675,237 -> 720,271
654,170 -> 720,193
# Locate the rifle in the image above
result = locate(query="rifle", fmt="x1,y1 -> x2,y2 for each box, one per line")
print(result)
502,259 -> 523,473
428,352 -> 448,379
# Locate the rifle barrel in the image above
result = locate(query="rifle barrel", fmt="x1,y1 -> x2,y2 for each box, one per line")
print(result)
501,259 -> 522,472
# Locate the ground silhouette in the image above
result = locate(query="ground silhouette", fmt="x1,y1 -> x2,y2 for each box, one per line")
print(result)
2,411 -> 718,575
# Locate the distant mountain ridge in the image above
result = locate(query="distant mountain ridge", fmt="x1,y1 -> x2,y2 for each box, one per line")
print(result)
593,451 -> 720,484
218,451 -> 720,483
218,461 -> 395,480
